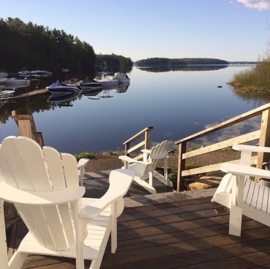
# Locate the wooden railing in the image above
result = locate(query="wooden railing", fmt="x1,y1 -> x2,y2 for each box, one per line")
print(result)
12,109 -> 44,147
123,127 -> 153,160
175,103 -> 270,192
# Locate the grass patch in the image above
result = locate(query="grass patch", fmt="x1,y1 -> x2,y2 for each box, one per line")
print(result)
230,58 -> 270,92
74,151 -> 94,161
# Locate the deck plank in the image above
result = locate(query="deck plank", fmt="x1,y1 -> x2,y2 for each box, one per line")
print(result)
7,197 -> 270,269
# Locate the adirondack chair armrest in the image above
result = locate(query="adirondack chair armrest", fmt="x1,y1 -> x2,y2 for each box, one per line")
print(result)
233,144 -> 270,154
221,163 -> 270,180
79,169 -> 135,219
118,155 -> 146,164
77,158 -> 89,169
0,182 -> 85,205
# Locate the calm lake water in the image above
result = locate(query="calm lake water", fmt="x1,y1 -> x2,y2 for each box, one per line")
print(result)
0,65 -> 269,155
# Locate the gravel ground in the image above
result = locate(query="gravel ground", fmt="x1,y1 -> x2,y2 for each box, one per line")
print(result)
84,150 -> 242,172
84,150 -> 242,206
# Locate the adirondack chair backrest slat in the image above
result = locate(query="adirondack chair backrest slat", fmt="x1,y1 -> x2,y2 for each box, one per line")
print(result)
0,136 -> 79,250
43,147 -> 79,189
43,147 -> 67,190
148,140 -> 168,172
0,137 -> 51,191
62,154 -> 81,188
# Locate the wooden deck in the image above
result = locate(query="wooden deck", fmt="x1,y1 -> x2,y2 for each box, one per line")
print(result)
8,196 -> 270,268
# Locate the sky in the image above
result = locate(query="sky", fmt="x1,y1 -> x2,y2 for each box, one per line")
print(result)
1,0 -> 270,62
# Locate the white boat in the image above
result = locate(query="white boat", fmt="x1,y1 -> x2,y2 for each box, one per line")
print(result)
18,69 -> 31,76
46,82 -> 80,95
0,72 -> 8,78
31,70 -> 52,77
0,90 -> 15,98
1,78 -> 31,88
80,81 -> 103,90
94,72 -> 118,86
64,79 -> 83,87
113,72 -> 130,83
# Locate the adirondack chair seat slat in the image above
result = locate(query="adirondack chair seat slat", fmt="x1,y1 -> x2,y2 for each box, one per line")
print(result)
0,136 -> 135,269
212,144 -> 270,237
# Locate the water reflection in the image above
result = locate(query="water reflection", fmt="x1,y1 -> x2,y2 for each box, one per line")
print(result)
137,65 -> 228,73
47,92 -> 79,107
232,89 -> 270,106
80,82 -> 130,100
0,66 -> 269,154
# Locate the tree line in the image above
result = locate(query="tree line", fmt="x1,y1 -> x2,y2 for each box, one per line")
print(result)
0,18 -> 132,77
96,54 -> 133,73
135,57 -> 228,67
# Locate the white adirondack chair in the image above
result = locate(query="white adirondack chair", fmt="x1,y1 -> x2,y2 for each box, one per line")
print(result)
119,140 -> 172,194
212,144 -> 270,236
0,136 -> 135,269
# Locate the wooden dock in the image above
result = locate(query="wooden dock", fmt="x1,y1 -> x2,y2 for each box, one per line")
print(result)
0,88 -> 48,100
8,197 -> 270,269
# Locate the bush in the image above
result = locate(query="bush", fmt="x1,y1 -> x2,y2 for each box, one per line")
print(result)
74,151 -> 94,161
231,58 -> 270,92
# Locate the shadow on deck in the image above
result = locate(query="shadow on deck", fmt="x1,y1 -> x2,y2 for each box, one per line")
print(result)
8,196 -> 270,269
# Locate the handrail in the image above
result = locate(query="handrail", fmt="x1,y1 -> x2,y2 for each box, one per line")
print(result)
123,127 -> 153,160
175,103 -> 270,192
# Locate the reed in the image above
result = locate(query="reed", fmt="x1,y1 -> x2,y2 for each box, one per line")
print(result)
230,58 -> 270,92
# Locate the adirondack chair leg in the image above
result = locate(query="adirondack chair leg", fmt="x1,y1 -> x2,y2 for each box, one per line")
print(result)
133,177 -> 157,194
111,202 -> 117,253
8,252 -> 28,269
0,200 -> 8,269
74,202 -> 85,269
89,223 -> 111,269
164,157 -> 168,181
149,171 -> 153,187
229,206 -> 243,236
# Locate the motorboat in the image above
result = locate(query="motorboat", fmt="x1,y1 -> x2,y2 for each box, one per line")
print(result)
0,90 -> 15,98
94,72 -> 118,87
63,78 -> 83,87
47,92 -> 79,106
80,81 -> 103,91
113,72 -> 130,84
18,69 -> 31,76
31,70 -> 52,77
1,78 -> 31,88
0,71 -> 8,78
46,82 -> 80,95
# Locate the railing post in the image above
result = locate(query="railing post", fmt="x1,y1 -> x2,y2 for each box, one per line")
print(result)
177,142 -> 186,192
12,109 -> 44,147
145,129 -> 151,150
257,108 -> 270,170
123,127 -> 153,159
125,143 -> 130,156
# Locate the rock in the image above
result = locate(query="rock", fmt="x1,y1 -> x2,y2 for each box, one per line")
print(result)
188,182 -> 211,190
